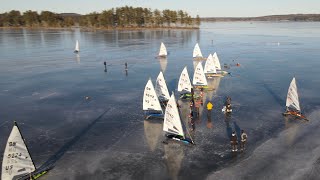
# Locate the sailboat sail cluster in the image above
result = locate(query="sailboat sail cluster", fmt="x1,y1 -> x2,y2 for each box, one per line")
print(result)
143,79 -> 163,112
74,40 -> 79,53
155,72 -> 170,102
163,93 -> 194,144
204,54 -> 217,74
193,62 -> 208,86
212,52 -> 221,71
2,122 -> 35,180
193,43 -> 203,58
286,77 -> 301,112
163,94 -> 185,137
177,67 -> 192,94
283,77 -> 308,120
158,42 -> 167,57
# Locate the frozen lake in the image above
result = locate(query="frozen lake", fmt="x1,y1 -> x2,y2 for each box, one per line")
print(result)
1,22 -> 320,180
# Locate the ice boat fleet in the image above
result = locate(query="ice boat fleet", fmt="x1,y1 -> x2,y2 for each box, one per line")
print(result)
141,42 -> 309,146
142,42 -> 232,145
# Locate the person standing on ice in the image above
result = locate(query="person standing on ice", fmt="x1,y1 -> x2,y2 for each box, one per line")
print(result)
225,96 -> 232,113
230,131 -> 238,152
240,130 -> 247,151
226,96 -> 231,105
206,101 -> 213,117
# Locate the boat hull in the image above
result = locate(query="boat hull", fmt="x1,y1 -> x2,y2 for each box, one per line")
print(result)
144,111 -> 164,120
179,93 -> 192,99
193,57 -> 206,60
165,134 -> 194,145
193,85 -> 209,90
19,166 -> 52,180
206,73 -> 224,78
282,111 -> 308,121
157,55 -> 167,58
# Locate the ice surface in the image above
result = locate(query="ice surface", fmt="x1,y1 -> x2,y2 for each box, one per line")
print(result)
0,22 -> 320,180
207,110 -> 320,180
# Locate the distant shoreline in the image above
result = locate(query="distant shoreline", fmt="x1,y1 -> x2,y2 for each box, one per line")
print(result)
0,26 -> 199,31
201,14 -> 320,22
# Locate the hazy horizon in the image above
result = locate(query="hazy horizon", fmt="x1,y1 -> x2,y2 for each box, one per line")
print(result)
1,0 -> 320,17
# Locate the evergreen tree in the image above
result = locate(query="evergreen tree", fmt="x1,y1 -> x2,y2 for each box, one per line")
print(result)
0,7 -> 199,29
23,10 -> 40,27
196,15 -> 201,26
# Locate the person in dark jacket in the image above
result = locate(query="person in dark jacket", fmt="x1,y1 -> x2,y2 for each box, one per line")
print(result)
226,96 -> 231,105
230,131 -> 238,152
225,96 -> 232,113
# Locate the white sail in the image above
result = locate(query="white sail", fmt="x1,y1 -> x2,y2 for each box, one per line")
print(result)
193,43 -> 203,58
143,79 -> 162,111
158,42 -> 167,57
75,40 -> 79,52
177,67 -> 192,93
212,52 -> 221,70
193,62 -> 208,86
204,54 -> 216,74
2,122 -> 36,180
163,93 -> 185,138
286,77 -> 301,111
155,71 -> 170,101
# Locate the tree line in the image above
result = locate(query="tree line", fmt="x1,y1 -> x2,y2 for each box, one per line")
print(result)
0,6 -> 200,28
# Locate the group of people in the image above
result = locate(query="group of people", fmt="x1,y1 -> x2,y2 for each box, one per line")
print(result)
231,130 -> 247,152
206,96 -> 248,152
184,87 -> 248,152
206,96 -> 231,115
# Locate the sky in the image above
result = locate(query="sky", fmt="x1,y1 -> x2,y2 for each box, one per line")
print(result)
0,0 -> 320,17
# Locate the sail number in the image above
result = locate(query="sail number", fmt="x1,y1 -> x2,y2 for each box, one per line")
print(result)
7,152 -> 22,158
9,141 -> 17,146
5,165 -> 13,170
5,165 -> 14,175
